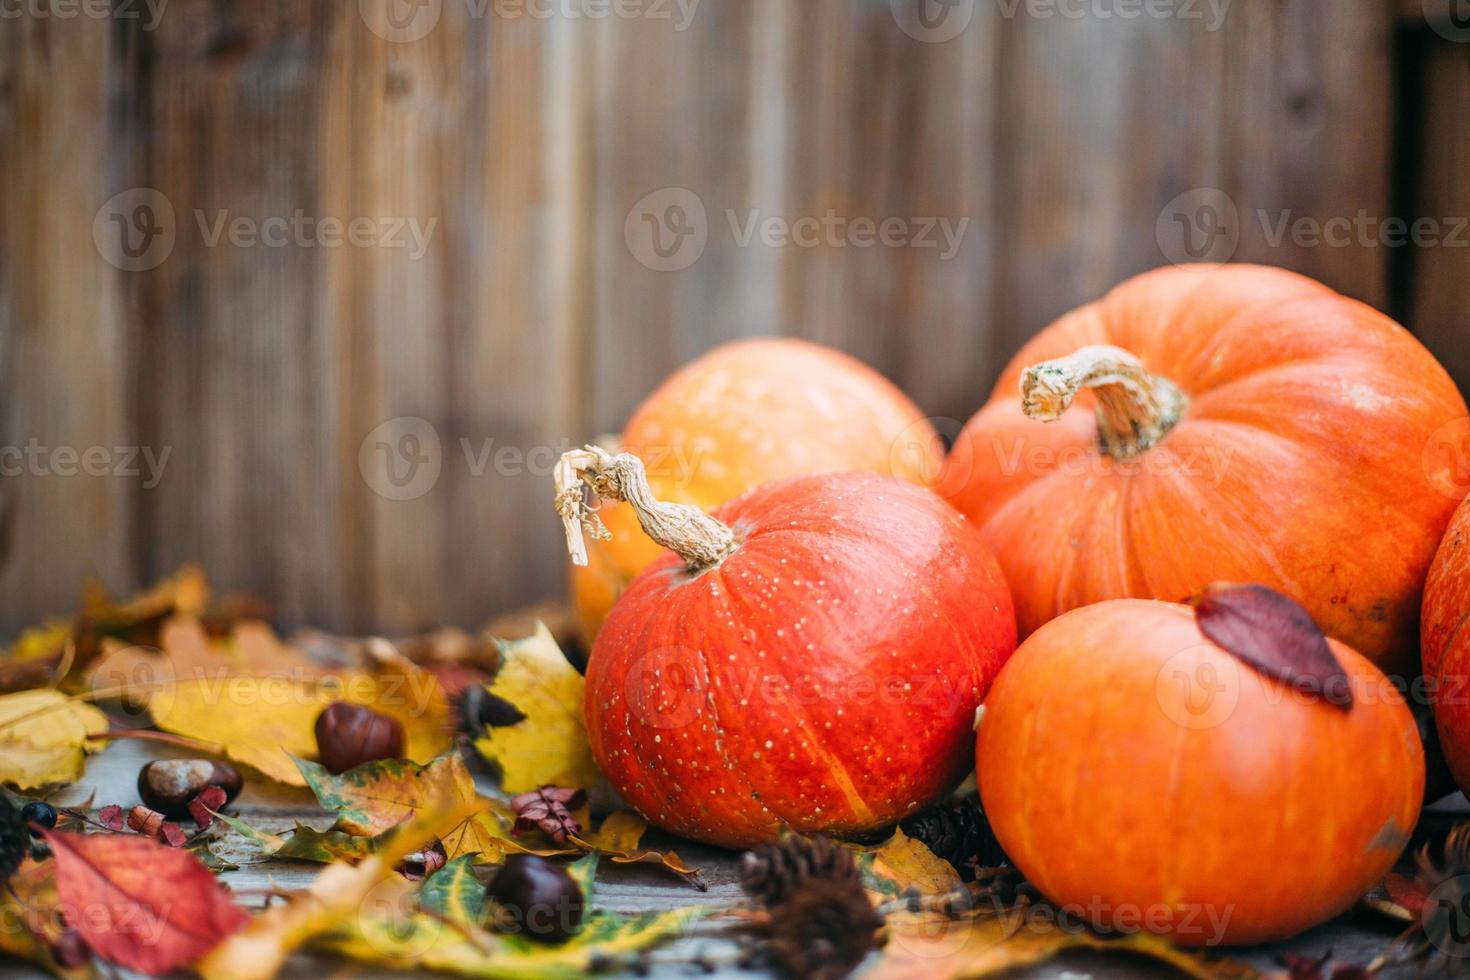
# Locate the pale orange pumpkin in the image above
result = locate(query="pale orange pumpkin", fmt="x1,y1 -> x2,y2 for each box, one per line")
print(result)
978,592 -> 1422,946
943,264 -> 1467,676
571,338 -> 943,641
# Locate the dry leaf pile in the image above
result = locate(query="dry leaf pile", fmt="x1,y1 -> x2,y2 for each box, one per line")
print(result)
0,568 -> 1412,979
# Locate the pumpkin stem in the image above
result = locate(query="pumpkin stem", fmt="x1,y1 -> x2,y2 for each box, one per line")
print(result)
1019,345 -> 1189,459
554,446 -> 738,571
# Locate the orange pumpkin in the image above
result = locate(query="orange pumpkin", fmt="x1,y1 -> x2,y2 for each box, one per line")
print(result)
572,338 -> 943,641
1422,493 -> 1470,794
943,264 -> 1467,676
977,593 -> 1422,946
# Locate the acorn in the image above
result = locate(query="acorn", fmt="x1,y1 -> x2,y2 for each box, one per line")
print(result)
487,854 -> 584,942
137,759 -> 244,819
314,702 -> 405,774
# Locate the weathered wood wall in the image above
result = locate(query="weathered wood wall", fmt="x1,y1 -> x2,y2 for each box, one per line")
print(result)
1,0 -> 1466,635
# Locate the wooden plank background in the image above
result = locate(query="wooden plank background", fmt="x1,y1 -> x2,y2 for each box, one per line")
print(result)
0,0 -> 1466,636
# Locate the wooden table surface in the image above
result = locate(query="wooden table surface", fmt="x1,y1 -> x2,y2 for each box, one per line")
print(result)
3,736 -> 1457,979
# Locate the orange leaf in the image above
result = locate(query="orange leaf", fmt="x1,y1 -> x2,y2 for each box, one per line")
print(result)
41,830 -> 247,975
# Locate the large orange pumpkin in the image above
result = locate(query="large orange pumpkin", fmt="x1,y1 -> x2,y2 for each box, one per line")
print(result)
977,592 -> 1422,946
556,448 -> 1015,848
571,338 -> 942,642
1422,493 -> 1470,794
944,264 -> 1467,676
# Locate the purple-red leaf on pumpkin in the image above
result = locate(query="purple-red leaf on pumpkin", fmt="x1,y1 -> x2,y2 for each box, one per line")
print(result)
1190,582 -> 1352,710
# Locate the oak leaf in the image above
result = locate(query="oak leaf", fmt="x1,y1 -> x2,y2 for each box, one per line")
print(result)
571,810 -> 706,890
42,828 -> 248,975
0,689 -> 109,789
471,624 -> 598,792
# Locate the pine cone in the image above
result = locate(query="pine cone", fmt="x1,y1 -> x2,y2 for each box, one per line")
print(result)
764,876 -> 884,980
0,795 -> 29,882
739,834 -> 862,908
899,795 -> 1006,880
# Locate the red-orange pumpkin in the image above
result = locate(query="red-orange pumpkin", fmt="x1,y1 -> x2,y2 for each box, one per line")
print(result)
943,264 -> 1467,676
555,448 -> 1015,848
1422,493 -> 1470,794
571,338 -> 943,642
977,595 -> 1422,946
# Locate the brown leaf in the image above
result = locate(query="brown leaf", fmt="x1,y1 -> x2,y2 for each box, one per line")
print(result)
1190,583 -> 1351,709
511,785 -> 587,844
41,828 -> 247,975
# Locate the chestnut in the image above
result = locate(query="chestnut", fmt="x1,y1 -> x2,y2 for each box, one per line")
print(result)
313,702 -> 405,774
137,759 -> 243,819
487,854 -> 584,942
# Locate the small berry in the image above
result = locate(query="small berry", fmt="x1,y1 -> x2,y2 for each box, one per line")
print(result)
21,801 -> 57,831
487,854 -> 584,941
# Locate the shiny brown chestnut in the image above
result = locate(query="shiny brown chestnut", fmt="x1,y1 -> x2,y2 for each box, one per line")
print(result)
137,759 -> 244,819
486,854 -> 584,942
313,702 -> 405,774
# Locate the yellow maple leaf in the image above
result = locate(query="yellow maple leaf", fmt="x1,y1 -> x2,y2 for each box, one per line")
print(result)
472,623 -> 598,792
150,675 -> 330,785
0,690 -> 109,790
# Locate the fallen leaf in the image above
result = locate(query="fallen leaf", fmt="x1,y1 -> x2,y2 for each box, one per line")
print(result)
213,812 -> 379,862
199,801 -> 482,980
512,785 -> 587,843
856,827 -> 965,901
870,904 -> 1256,980
42,828 -> 248,975
472,624 -> 598,793
0,689 -> 109,789
420,855 -> 488,927
336,639 -> 455,764
150,675 -> 329,785
295,753 -> 469,837
2,858 -> 98,978
571,811 -> 706,891
1191,583 -> 1351,709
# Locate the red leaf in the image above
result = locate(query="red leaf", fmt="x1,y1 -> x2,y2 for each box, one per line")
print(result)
41,829 -> 247,975
1191,583 -> 1352,709
1383,871 -> 1429,915
189,786 -> 227,829
97,805 -> 125,831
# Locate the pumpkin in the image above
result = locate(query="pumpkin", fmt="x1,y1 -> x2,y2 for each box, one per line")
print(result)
1422,493 -> 1470,795
943,264 -> 1467,677
977,587 -> 1422,946
571,338 -> 943,642
555,447 -> 1015,848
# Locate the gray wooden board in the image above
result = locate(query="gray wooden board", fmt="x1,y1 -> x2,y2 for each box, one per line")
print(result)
2,737 -> 1460,978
